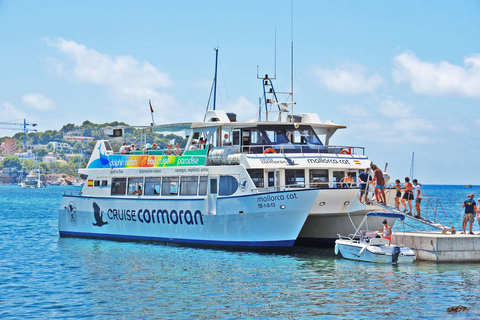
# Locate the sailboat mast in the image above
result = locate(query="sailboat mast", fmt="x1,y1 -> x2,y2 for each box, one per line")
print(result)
213,47 -> 219,111
410,152 -> 415,180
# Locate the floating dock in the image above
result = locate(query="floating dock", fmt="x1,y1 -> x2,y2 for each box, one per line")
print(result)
392,232 -> 480,262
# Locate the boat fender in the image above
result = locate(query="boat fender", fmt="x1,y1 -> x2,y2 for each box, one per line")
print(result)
264,148 -> 276,154
340,148 -> 351,155
334,243 -> 339,255
359,246 -> 367,256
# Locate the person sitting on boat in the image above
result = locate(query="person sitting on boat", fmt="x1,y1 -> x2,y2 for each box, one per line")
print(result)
151,143 -> 158,149
164,143 -> 173,155
223,133 -> 230,145
381,220 -> 392,245
174,143 -> 183,156
199,138 -> 206,149
130,144 -> 136,152
134,185 -> 142,195
119,142 -> 128,154
143,143 -> 152,154
188,140 -> 198,150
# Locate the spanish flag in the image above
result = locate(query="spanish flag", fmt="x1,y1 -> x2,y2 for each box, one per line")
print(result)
354,160 -> 361,165
88,180 -> 94,187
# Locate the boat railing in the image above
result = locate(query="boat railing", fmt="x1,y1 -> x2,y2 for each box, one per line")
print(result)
419,195 -> 455,232
64,191 -> 82,196
241,144 -> 365,155
250,182 -> 361,193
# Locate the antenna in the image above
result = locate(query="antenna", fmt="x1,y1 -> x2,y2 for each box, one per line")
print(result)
213,47 -> 219,111
274,26 -> 277,79
290,0 -> 294,107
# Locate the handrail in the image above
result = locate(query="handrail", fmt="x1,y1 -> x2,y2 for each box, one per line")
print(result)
250,182 -> 361,193
420,194 -> 455,231
241,144 -> 365,155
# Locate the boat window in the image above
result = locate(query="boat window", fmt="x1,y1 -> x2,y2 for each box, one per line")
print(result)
210,178 -> 217,194
181,176 -> 198,195
101,180 -> 108,186
286,169 -> 305,188
219,176 -> 238,196
247,169 -> 264,188
162,177 -> 179,195
94,180 -> 100,187
127,177 -> 144,195
198,176 -> 208,195
232,131 -> 240,145
332,171 -> 344,188
104,141 -> 113,151
144,177 -> 161,196
111,178 -> 127,195
310,169 -> 329,188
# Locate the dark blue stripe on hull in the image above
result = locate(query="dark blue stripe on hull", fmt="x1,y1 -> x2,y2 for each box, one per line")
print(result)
59,231 -> 295,248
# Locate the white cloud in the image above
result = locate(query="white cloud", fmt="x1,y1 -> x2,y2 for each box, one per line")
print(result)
22,93 -> 55,111
312,61 -> 384,94
339,104 -> 369,117
45,37 -> 172,105
1,102 -> 26,120
392,51 -> 480,98
222,96 -> 257,121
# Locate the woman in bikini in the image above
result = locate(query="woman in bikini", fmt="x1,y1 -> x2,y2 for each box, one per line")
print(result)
401,177 -> 414,215
393,179 -> 402,210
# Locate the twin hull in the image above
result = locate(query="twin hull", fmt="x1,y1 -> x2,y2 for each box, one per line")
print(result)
59,189 -> 319,247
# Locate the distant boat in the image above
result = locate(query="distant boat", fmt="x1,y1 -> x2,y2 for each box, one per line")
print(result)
466,185 -> 472,188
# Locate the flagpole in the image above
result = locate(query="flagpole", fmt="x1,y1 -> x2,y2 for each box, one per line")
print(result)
149,100 -> 156,126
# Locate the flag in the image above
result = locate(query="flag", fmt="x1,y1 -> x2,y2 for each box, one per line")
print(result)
354,160 -> 361,165
149,100 -> 154,113
88,179 -> 94,187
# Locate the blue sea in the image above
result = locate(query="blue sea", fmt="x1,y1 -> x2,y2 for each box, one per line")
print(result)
1,185 -> 480,319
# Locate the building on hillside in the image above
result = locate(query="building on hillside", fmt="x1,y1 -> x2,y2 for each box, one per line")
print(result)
2,139 -> 17,154
42,153 -> 57,163
48,141 -> 73,153
63,131 -> 95,143
27,143 -> 47,151
14,150 -> 35,160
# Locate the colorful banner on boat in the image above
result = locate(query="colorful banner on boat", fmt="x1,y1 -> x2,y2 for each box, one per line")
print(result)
88,154 -> 206,169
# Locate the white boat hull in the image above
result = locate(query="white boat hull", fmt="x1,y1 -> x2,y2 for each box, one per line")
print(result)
59,189 -> 318,248
335,239 -> 415,263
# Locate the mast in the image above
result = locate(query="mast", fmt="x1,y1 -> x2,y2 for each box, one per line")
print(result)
213,47 -> 219,111
409,152 -> 415,180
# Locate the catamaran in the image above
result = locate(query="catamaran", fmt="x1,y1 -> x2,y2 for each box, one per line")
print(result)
59,52 -> 389,247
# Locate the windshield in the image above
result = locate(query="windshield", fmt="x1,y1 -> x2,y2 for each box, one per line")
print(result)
246,125 -> 323,146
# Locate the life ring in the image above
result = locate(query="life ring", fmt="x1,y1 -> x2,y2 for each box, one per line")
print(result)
264,148 -> 276,154
340,148 -> 351,155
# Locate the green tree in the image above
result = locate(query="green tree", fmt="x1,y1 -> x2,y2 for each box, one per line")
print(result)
33,147 -> 48,159
0,155 -> 22,170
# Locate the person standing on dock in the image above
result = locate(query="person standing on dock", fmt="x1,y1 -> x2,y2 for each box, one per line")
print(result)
413,179 -> 422,218
462,194 -> 477,235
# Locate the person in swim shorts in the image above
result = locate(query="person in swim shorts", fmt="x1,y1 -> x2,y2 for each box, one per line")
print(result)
413,179 -> 422,218
462,194 -> 477,234
401,177 -> 414,215
371,164 -> 386,205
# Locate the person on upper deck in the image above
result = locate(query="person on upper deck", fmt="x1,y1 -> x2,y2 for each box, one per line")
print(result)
401,177 -> 414,215
151,143 -> 158,149
120,142 -> 128,154
199,138 -> 206,149
371,164 -> 386,205
188,140 -> 198,150
174,143 -> 183,156
164,143 -> 173,155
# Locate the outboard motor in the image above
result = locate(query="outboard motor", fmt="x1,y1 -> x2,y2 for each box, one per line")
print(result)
392,246 -> 401,264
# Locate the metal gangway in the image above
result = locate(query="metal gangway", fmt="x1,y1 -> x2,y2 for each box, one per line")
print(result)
374,195 -> 456,234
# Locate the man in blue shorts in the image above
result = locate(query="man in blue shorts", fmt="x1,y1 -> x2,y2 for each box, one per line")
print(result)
462,194 -> 478,235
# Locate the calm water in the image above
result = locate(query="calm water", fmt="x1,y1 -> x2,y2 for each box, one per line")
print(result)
1,185 -> 480,319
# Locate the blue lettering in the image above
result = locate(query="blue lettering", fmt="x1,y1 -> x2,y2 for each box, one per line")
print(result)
138,209 -> 143,223
132,210 -> 136,221
151,210 -> 156,223
170,210 -> 178,224
144,209 -> 151,223
184,210 -> 193,225
194,210 -> 203,225
159,209 -> 169,224
107,209 -> 113,219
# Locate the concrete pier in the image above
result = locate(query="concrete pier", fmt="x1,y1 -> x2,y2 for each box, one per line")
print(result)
392,232 -> 480,262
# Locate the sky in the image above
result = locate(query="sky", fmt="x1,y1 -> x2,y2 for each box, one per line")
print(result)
0,0 -> 479,184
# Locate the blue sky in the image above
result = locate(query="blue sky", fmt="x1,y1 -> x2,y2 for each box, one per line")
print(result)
1,0 -> 479,184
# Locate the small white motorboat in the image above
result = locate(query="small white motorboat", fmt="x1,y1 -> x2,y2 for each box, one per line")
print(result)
334,212 -> 416,264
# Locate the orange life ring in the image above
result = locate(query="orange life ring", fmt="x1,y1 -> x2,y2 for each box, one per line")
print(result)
264,148 -> 276,154
340,148 -> 351,155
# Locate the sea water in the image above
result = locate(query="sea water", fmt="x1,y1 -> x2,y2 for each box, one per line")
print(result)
1,185 -> 480,319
